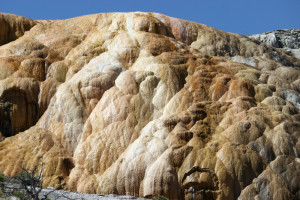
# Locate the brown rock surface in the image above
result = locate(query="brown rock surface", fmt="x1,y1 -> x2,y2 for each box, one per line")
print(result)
0,12 -> 299,200
0,13 -> 37,45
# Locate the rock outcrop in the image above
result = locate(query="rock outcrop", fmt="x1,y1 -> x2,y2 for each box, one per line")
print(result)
0,12 -> 299,200
249,29 -> 300,59
0,13 -> 37,45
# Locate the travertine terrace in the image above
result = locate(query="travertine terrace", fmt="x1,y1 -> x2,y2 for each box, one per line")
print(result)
0,12 -> 299,200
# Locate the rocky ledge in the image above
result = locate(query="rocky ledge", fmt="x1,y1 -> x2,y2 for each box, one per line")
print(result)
249,29 -> 300,59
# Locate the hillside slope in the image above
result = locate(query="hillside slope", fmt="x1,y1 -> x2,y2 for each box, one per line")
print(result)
0,12 -> 299,200
249,29 -> 300,59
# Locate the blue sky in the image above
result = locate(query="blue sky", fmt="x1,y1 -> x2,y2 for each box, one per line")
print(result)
1,0 -> 299,35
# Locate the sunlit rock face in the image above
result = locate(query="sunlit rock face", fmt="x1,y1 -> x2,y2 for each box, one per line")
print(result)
249,29 -> 300,59
0,12 -> 299,200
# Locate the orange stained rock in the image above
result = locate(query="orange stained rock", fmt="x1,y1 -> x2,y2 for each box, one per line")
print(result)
0,12 -> 299,200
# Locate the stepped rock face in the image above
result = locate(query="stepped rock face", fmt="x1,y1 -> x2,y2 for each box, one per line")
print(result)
0,12 -> 300,199
249,29 -> 300,59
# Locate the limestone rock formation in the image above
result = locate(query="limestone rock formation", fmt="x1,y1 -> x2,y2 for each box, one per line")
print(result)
0,13 -> 37,45
249,29 -> 300,59
0,12 -> 299,200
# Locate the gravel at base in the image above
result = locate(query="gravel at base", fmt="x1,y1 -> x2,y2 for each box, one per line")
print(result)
1,184 -> 147,200
39,188 -> 147,200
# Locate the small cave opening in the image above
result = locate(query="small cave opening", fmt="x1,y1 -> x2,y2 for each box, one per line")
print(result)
61,158 -> 75,176
0,101 -> 13,137
0,86 -> 39,137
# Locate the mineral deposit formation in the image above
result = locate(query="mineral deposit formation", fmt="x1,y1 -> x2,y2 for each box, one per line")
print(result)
0,12 -> 299,200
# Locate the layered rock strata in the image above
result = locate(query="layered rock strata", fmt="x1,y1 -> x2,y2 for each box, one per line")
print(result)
0,12 -> 299,200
